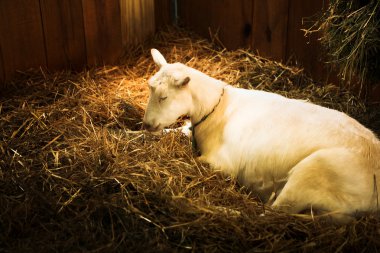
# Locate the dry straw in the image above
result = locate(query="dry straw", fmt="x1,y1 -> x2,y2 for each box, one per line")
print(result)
306,0 -> 380,93
1,27 -> 379,252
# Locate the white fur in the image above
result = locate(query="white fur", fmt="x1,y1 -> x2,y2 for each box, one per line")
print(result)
151,48 -> 167,68
143,49 -> 380,221
162,120 -> 192,136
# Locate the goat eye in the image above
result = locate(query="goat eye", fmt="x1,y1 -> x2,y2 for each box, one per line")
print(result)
159,96 -> 167,102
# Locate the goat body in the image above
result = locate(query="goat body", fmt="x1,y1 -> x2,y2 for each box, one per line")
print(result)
143,49 -> 380,221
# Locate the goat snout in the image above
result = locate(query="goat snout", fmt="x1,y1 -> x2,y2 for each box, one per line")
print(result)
142,121 -> 160,132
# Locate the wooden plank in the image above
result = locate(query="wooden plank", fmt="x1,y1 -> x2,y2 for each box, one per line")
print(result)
154,0 -> 171,29
178,0 -> 253,49
178,0 -> 215,42
368,83 -> 380,102
0,0 -> 46,83
0,45 -> 5,85
120,0 -> 128,47
120,0 -> 155,47
286,0 -> 327,82
251,0 -> 289,61
82,0 -> 123,65
40,0 -> 86,70
221,0 -> 253,48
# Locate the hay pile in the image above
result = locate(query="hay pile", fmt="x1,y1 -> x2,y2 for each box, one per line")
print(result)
307,0 -> 380,90
1,27 -> 380,252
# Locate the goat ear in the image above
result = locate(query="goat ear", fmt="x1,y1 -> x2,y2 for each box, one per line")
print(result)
176,76 -> 190,87
151,48 -> 167,68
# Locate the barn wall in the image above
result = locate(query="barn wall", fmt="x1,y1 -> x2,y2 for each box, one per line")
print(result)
178,0 -> 253,49
40,0 -> 87,70
178,0 -> 328,82
178,0 -> 380,102
155,0 -> 172,29
0,0 -> 156,86
121,0 -> 156,47
0,0 -> 47,84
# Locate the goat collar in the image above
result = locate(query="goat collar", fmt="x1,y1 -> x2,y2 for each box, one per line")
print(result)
190,85 -> 227,156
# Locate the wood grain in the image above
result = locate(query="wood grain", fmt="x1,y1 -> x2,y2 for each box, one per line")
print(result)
178,0 -> 253,49
286,0 -> 327,82
154,0 -> 171,29
120,0 -> 155,47
251,0 -> 289,61
0,0 -> 164,86
40,0 -> 86,70
177,0 -> 332,85
82,0 -> 123,65
0,0 -> 46,82
0,43 -> 4,84
368,83 -> 380,102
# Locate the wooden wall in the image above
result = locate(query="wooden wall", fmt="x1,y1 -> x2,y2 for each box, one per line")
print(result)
1,0 -> 377,101
178,0 -> 328,83
155,0 -> 172,29
0,0 -> 156,85
121,0 -> 155,47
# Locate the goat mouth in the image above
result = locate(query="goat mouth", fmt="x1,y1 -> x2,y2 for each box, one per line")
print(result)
145,124 -> 162,132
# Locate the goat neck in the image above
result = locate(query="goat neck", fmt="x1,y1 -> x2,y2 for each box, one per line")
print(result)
188,70 -> 226,125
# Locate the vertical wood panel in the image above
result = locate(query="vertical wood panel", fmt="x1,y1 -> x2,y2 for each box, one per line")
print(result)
178,0 -> 330,84
221,0 -> 252,48
251,0 -> 289,61
178,0 -> 253,49
368,84 -> 380,102
286,0 -> 327,82
40,0 -> 86,70
120,0 -> 155,47
178,0 -> 205,36
82,0 -> 123,65
0,45 -> 5,84
0,0 -> 46,82
154,0 -> 171,29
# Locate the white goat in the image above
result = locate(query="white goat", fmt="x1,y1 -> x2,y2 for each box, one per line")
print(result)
143,48 -> 380,221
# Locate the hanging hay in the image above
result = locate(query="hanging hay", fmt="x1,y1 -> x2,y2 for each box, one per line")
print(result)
306,0 -> 380,92
1,27 -> 380,252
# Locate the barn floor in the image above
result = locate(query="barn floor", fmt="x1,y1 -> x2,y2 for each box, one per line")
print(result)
1,27 -> 380,252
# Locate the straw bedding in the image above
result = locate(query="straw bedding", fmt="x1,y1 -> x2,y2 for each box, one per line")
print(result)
1,28 -> 380,252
